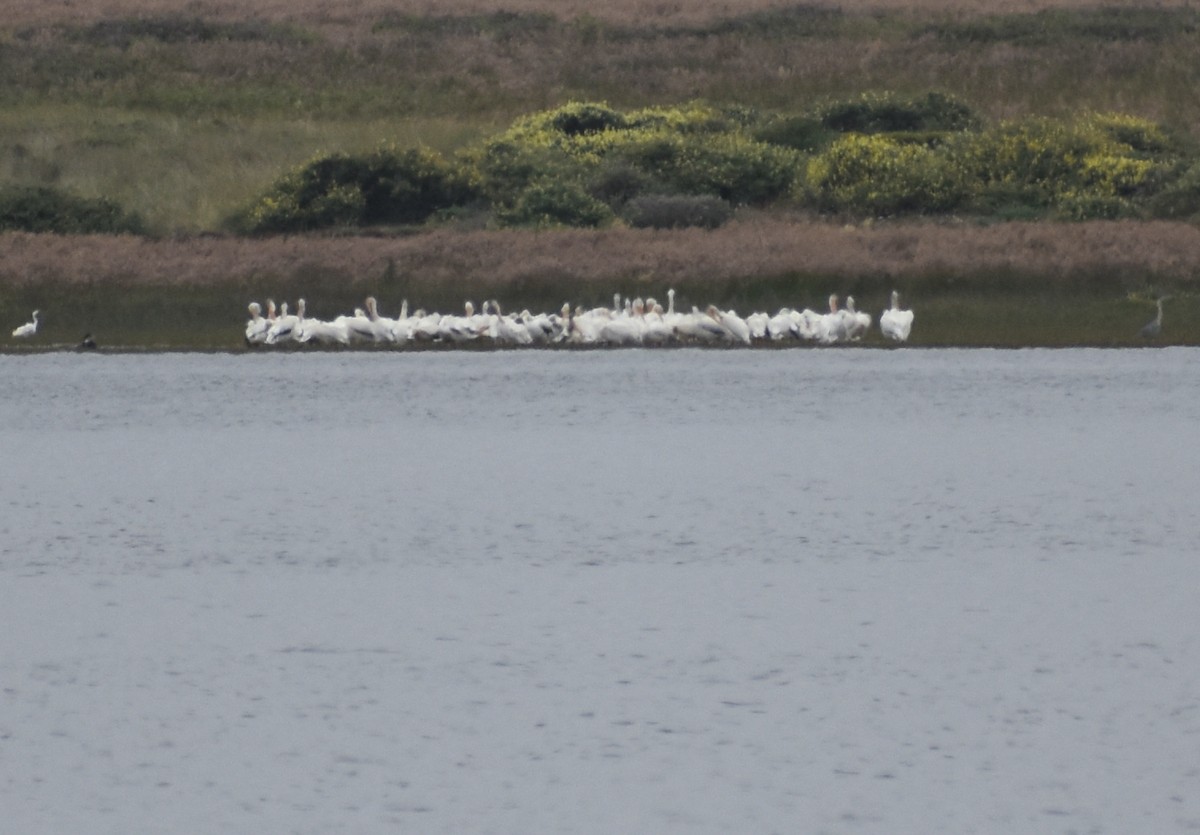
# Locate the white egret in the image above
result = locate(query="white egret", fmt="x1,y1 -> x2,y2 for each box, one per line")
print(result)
11,310 -> 39,338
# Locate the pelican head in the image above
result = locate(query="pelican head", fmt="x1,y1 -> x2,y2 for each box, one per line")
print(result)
828,294 -> 839,312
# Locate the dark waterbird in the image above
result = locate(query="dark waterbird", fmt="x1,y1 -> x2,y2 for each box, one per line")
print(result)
78,333 -> 97,350
1139,296 -> 1170,339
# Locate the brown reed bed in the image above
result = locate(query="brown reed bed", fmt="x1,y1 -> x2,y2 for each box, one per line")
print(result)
4,219 -> 1198,295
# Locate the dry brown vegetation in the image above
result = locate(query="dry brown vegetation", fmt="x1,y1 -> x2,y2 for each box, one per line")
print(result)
9,0 -> 1199,27
4,218 -> 1198,299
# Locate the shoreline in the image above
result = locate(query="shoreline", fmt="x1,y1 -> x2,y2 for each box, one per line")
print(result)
3,220 -> 1198,349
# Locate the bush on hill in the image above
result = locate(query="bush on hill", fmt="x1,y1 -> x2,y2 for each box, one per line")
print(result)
0,186 -> 145,234
234,96 -> 1194,231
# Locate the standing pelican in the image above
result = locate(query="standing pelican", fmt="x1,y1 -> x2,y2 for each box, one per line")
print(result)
12,310 -> 39,338
879,290 -> 914,342
1139,296 -> 1168,339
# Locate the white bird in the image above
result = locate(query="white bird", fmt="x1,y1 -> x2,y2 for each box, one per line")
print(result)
12,309 -> 39,338
265,300 -> 301,345
674,306 -> 728,343
710,305 -> 752,345
879,290 -> 914,342
816,294 -> 849,345
767,308 -> 799,341
245,302 -> 271,345
296,302 -> 351,346
746,311 -> 770,340
361,296 -> 397,343
844,296 -> 872,341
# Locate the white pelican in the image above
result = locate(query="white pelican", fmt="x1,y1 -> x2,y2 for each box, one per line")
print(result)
341,306 -> 377,343
844,296 -> 871,341
389,299 -> 413,342
674,306 -> 727,343
245,302 -> 271,345
816,294 -> 849,344
746,311 -> 770,340
641,300 -> 674,345
11,310 -> 39,338
265,300 -> 300,344
363,297 -> 397,343
297,302 -> 351,346
710,305 -> 752,345
487,300 -> 533,345
599,305 -> 645,345
767,308 -> 798,340
879,290 -> 914,342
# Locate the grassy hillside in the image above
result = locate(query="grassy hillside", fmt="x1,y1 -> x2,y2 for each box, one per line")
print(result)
4,2 -> 1200,231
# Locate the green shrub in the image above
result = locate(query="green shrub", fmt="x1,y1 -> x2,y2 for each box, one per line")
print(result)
1147,162 -> 1200,219
492,179 -> 614,228
819,91 -> 980,134
805,134 -> 968,215
623,193 -> 733,229
236,146 -> 473,233
550,102 -> 628,136
0,186 -> 145,234
753,115 -> 838,152
952,116 -> 1166,213
467,101 -> 799,210
614,132 -> 800,204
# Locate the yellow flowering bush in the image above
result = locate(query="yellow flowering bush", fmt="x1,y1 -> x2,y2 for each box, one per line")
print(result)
806,134 -> 968,215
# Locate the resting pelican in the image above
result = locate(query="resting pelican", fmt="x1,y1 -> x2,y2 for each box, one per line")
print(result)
879,290 -> 914,342
245,302 -> 271,345
746,311 -> 770,340
296,302 -> 351,346
709,305 -> 752,345
816,295 -> 849,344
1139,296 -> 1168,339
767,308 -> 798,340
11,310 -> 39,338
265,300 -> 301,344
844,296 -> 871,341
363,297 -> 397,343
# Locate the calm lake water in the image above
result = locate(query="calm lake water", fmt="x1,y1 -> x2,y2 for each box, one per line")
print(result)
2,348 -> 1199,834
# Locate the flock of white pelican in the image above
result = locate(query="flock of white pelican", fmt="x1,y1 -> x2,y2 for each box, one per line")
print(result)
244,289 -> 915,348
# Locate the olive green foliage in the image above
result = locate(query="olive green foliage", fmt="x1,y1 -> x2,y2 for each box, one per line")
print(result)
234,146 -> 474,233
462,100 -> 799,227
805,134 -> 969,215
0,185 -> 144,234
952,113 -> 1174,219
819,92 -> 980,135
236,95 -> 1194,231
492,179 -> 615,228
1147,162 -> 1200,220
804,102 -> 1180,220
